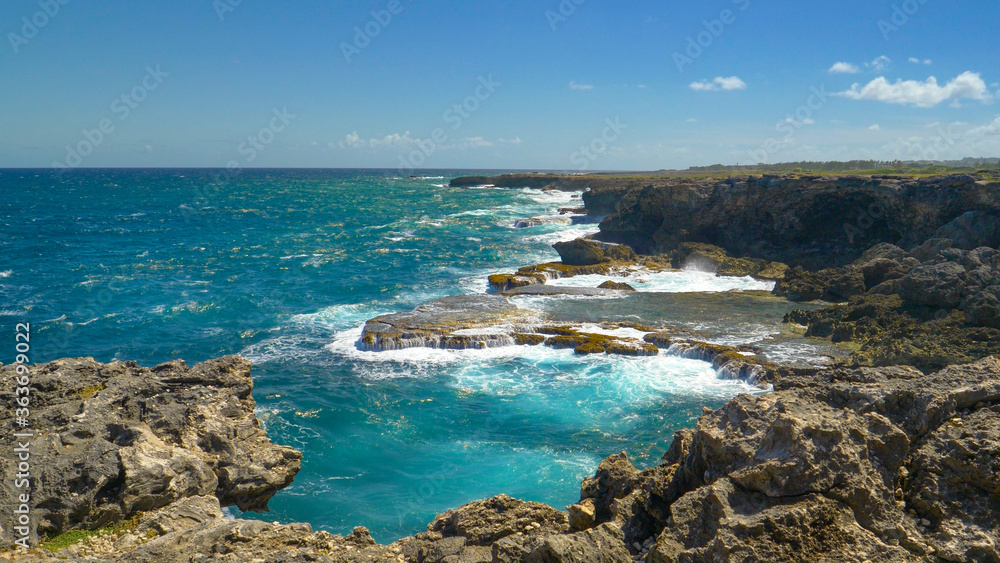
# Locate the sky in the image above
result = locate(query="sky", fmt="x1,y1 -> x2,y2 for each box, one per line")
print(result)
0,0 -> 998,171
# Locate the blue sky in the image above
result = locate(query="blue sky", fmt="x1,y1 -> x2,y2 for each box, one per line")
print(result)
1,0 -> 997,170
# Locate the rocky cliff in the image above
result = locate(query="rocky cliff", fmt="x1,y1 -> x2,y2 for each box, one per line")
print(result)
591,174 -> 1000,270
0,358 -> 301,552
537,172 -> 1000,372
3,356 -> 998,562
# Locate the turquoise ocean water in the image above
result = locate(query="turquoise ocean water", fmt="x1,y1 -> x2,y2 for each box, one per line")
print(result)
0,169 -> 825,542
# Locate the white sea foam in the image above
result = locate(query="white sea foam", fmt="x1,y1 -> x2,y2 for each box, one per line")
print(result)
568,324 -> 650,340
0,270 -> 12,279
385,230 -> 415,242
516,188 -> 584,207
524,225 -> 601,246
323,322 -> 758,403
448,205 -> 520,219
546,269 -> 775,293
447,346 -> 758,402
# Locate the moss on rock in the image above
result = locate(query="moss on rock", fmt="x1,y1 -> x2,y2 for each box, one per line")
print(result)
513,333 -> 546,346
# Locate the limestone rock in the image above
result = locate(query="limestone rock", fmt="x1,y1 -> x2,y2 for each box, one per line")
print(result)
905,407 -> 1000,561
359,295 -> 537,351
527,523 -> 634,563
566,499 -> 596,532
0,357 -> 301,546
597,281 -> 636,291
934,210 -> 1000,250
427,494 -> 569,546
553,238 -> 638,266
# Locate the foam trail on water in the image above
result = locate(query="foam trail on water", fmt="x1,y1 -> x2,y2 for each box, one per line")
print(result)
546,269 -> 775,293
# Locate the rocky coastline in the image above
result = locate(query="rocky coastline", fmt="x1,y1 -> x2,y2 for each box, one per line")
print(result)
4,171 -> 1000,561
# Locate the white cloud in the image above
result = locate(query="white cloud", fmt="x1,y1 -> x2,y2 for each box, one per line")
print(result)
909,57 -> 933,65
870,55 -> 892,72
341,131 -> 363,148
869,124 -> 881,131
828,56 -> 892,75
338,132 -> 517,152
838,71 -> 994,108
460,137 -> 493,148
829,62 -> 861,74
569,81 -> 594,91
690,76 -> 746,91
371,132 -> 417,147
637,84 -> 647,89
782,117 -> 815,126
339,131 -> 420,149
686,118 -> 698,123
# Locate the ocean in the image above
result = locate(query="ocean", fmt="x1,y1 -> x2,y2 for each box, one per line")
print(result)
0,169 -> 832,542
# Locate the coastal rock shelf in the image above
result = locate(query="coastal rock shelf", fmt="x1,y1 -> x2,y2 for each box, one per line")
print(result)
356,290 -> 796,387
358,295 -> 539,351
4,356 -> 997,561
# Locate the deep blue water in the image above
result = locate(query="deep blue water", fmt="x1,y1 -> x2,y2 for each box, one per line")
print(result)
0,169 -> 824,542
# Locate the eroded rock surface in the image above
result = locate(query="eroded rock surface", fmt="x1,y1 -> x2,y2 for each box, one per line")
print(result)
3,356 -> 998,562
784,241 -> 1000,372
0,357 -> 300,548
359,295 -> 538,351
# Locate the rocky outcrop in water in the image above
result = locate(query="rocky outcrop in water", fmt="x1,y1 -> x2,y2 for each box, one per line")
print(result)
359,295 -> 539,351
356,293 -> 783,384
553,239 -> 638,266
598,281 -> 637,292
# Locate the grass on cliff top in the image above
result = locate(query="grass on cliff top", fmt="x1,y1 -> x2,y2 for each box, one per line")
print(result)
40,514 -> 144,552
501,166 -> 999,182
